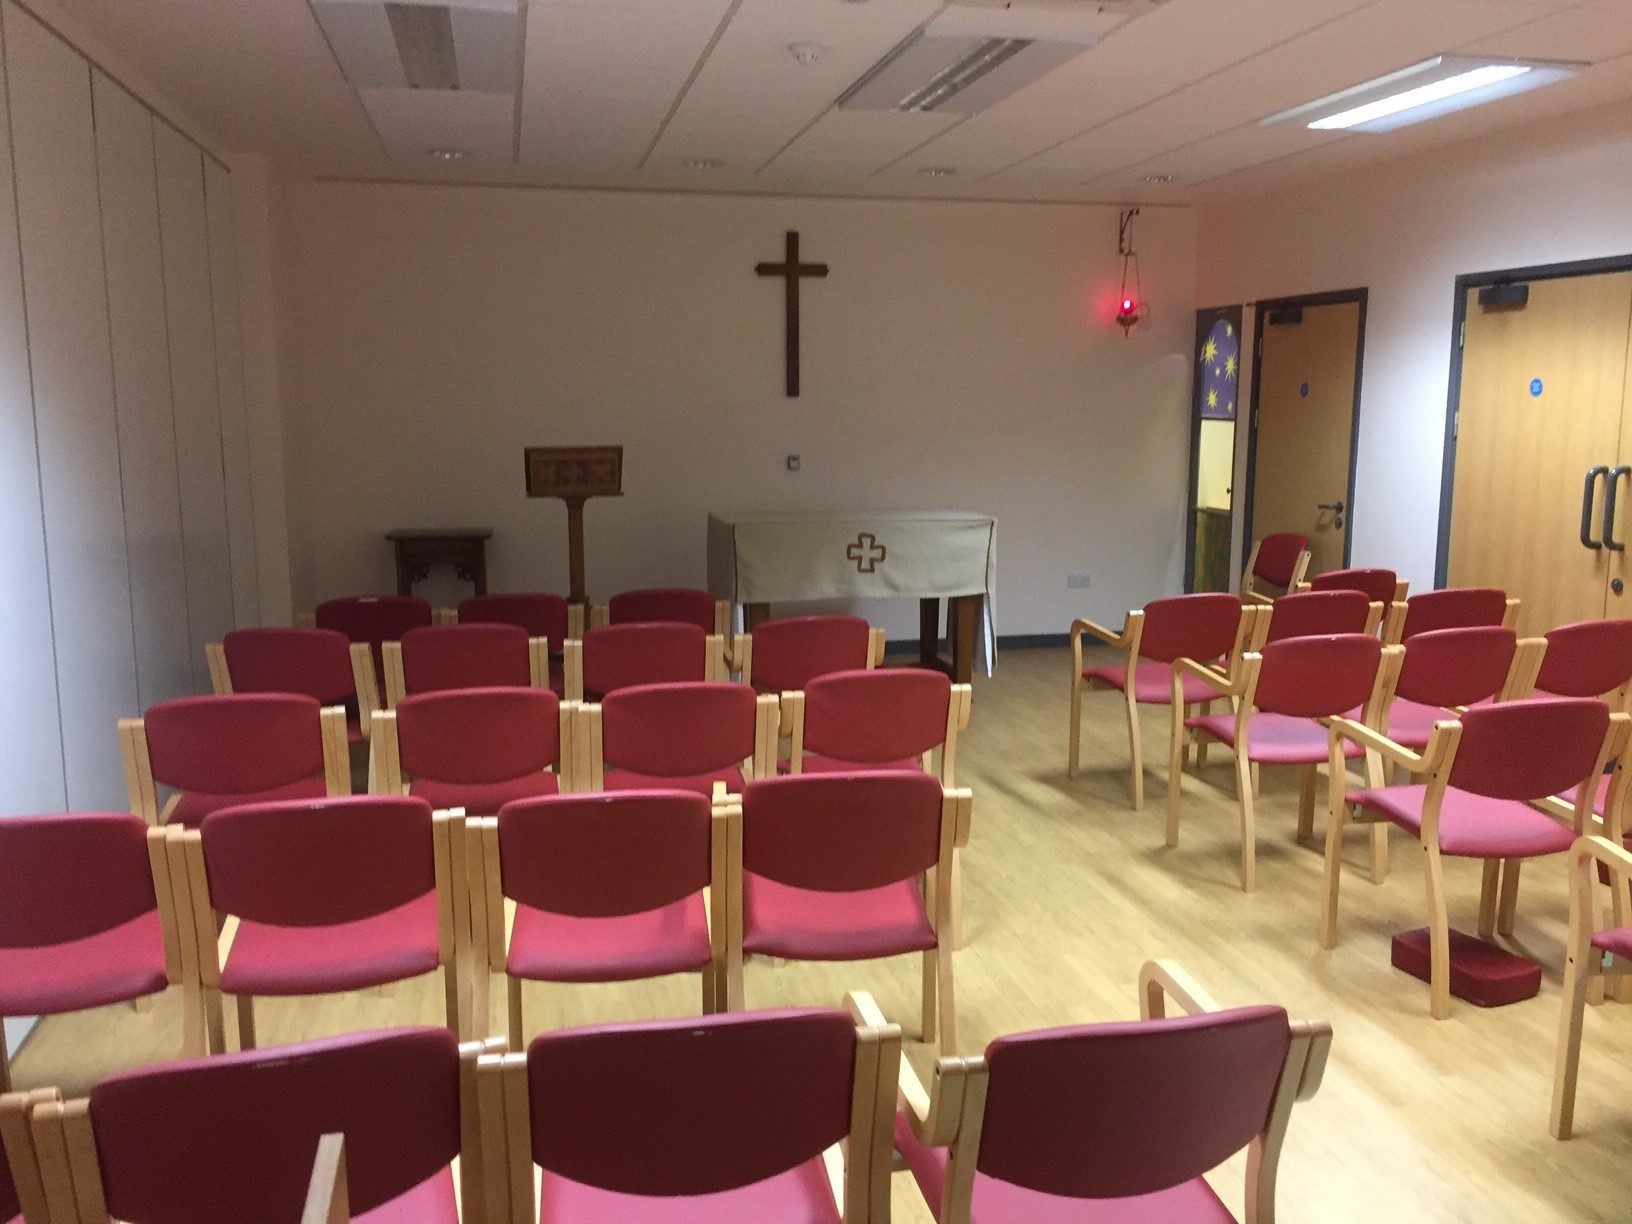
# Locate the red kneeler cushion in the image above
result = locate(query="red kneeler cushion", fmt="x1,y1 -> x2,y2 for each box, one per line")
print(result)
1391,928 -> 1541,1007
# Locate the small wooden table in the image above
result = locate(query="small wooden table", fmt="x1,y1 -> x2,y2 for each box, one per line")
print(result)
387,529 -> 492,597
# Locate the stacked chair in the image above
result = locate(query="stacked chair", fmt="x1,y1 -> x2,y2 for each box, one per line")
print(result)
382,623 -> 551,708
1297,565 -> 1408,604
206,626 -> 370,744
449,592 -> 581,694
314,593 -> 434,721
1240,532 -> 1311,602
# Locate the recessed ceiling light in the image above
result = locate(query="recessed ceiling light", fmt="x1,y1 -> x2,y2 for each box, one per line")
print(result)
426,147 -> 467,161
684,158 -> 724,170
1262,54 -> 1582,133
1142,173 -> 1176,185
787,41 -> 826,65
917,166 -> 957,177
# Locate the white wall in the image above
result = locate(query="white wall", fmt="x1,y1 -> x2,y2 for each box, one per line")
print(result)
1197,99 -> 1632,589
279,184 -> 1198,637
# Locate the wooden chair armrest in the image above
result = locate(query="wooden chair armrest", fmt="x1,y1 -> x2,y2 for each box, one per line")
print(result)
1069,617 -> 1127,649
946,787 -> 973,848
1243,590 -> 1274,606
1327,717 -> 1435,774
1139,959 -> 1222,1018
1292,1019 -> 1334,1101
1575,833 -> 1632,884
302,1132 -> 349,1224
1173,656 -> 1237,697
845,989 -> 888,1028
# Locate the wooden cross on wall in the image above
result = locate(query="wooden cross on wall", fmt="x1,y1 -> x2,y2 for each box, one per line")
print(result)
755,230 -> 828,397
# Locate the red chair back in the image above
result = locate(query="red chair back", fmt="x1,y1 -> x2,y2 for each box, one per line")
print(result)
1400,587 -> 1507,639
88,1027 -> 460,1223
498,791 -> 711,918
1447,698 -> 1609,802
1395,627 -> 1516,708
1537,619 -> 1632,698
1309,567 -> 1398,605
750,615 -> 873,692
526,1009 -> 856,1196
396,687 -> 560,784
803,668 -> 951,763
201,796 -> 435,927
221,628 -> 354,705
399,623 -> 531,695
1137,593 -> 1242,664
1254,634 -> 1382,718
143,695 -> 325,795
582,623 -> 708,698
1263,590 -> 1372,644
601,682 -> 756,778
0,812 -> 156,948
608,587 -> 717,633
1252,533 -> 1307,586
975,1006 -> 1291,1198
741,771 -> 942,893
315,596 -> 432,674
459,592 -> 570,644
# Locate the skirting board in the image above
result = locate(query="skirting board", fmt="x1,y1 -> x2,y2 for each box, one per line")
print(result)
883,632 -> 1068,654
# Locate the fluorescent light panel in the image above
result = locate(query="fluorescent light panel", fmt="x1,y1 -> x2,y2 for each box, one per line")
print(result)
1263,55 -> 1583,133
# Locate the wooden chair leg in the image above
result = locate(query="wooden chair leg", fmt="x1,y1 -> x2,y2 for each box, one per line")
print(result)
443,963 -> 466,1042
1320,799 -> 1348,950
131,994 -> 153,1014
1067,676 -> 1082,778
0,1028 -> 9,1094
936,945 -> 956,1055
235,995 -> 256,1052
1369,822 -> 1390,885
1424,844 -> 1452,1020
204,988 -> 228,1055
1478,860 -> 1501,940
920,949 -> 938,1045
1250,761 -> 1261,799
507,977 -> 524,1051
947,852 -> 964,950
1196,701 -> 1211,768
1497,859 -> 1521,937
1236,753 -> 1257,893
701,964 -> 718,1015
1165,704 -> 1186,848
1297,764 -> 1317,842
180,983 -> 207,1058
1551,940 -> 1595,1138
1125,689 -> 1144,811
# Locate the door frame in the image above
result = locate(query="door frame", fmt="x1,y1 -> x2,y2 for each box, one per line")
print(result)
1241,287 -> 1369,572
1435,252 -> 1632,586
1184,304 -> 1244,592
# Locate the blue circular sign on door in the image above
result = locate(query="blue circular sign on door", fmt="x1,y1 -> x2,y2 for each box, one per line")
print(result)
1530,377 -> 1544,397
1299,382 -> 1309,398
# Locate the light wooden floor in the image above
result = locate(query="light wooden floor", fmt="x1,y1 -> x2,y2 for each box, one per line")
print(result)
15,647 -> 1632,1220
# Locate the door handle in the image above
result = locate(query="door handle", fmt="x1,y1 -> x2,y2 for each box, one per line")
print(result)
1582,465 -> 1610,549
1605,466 -> 1631,552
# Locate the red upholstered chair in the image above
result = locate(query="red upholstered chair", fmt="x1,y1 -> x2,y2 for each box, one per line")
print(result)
208,626 -> 371,744
579,681 -> 778,796
783,667 -> 972,785
1241,532 -> 1311,602
1301,565 -> 1408,604
119,694 -> 350,827
723,771 -> 969,1051
0,1086 -> 55,1224
477,1006 -> 901,1224
0,813 -> 193,1090
1383,626 -> 1541,750
457,592 -> 581,694
371,686 -> 570,814
1069,593 -> 1255,809
563,621 -> 725,702
1258,588 -> 1382,644
467,790 -> 732,1047
381,623 -> 548,708
175,795 -> 467,1053
1168,634 -> 1401,891
1383,585 -> 1518,644
600,586 -> 729,635
737,614 -> 884,693
1535,618 -> 1632,705
1324,699 -> 1627,1016
1552,833 -> 1632,1138
29,1026 -> 490,1224
884,960 -> 1331,1224
315,594 -> 434,714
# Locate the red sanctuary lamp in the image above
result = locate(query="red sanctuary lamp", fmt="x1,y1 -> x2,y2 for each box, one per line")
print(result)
1115,208 -> 1149,335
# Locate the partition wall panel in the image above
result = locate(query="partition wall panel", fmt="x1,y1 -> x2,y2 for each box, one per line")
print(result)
4,4 -> 139,809
92,69 -> 193,708
206,157 -> 260,626
155,120 -> 234,687
0,7 -> 65,813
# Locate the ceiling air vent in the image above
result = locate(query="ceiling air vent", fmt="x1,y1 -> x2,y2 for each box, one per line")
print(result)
312,0 -> 519,94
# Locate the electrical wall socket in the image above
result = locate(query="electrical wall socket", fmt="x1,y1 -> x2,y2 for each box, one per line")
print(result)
1066,574 -> 1091,589
786,454 -> 800,472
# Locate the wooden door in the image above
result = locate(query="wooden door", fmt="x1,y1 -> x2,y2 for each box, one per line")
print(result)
1603,292 -> 1632,618
1448,272 -> 1632,636
1250,300 -> 1360,577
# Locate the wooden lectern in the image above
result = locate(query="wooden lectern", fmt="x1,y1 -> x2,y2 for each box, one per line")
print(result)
524,446 -> 623,604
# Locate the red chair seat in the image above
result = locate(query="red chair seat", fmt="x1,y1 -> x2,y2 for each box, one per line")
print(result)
893,1111 -> 1234,1224
1592,926 -> 1632,959
1188,713 -> 1362,765
537,1158 -> 840,1224
1554,771 -> 1613,813
219,894 -> 440,996
741,874 -> 935,961
169,778 -> 328,828
409,770 -> 559,816
346,716 -> 366,745
1349,785 -> 1576,858
507,897 -> 712,984
784,753 -> 924,775
357,1166 -> 458,1224
1385,698 -> 1451,751
603,765 -> 746,796
1085,662 -> 1224,707
0,911 -> 167,1015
